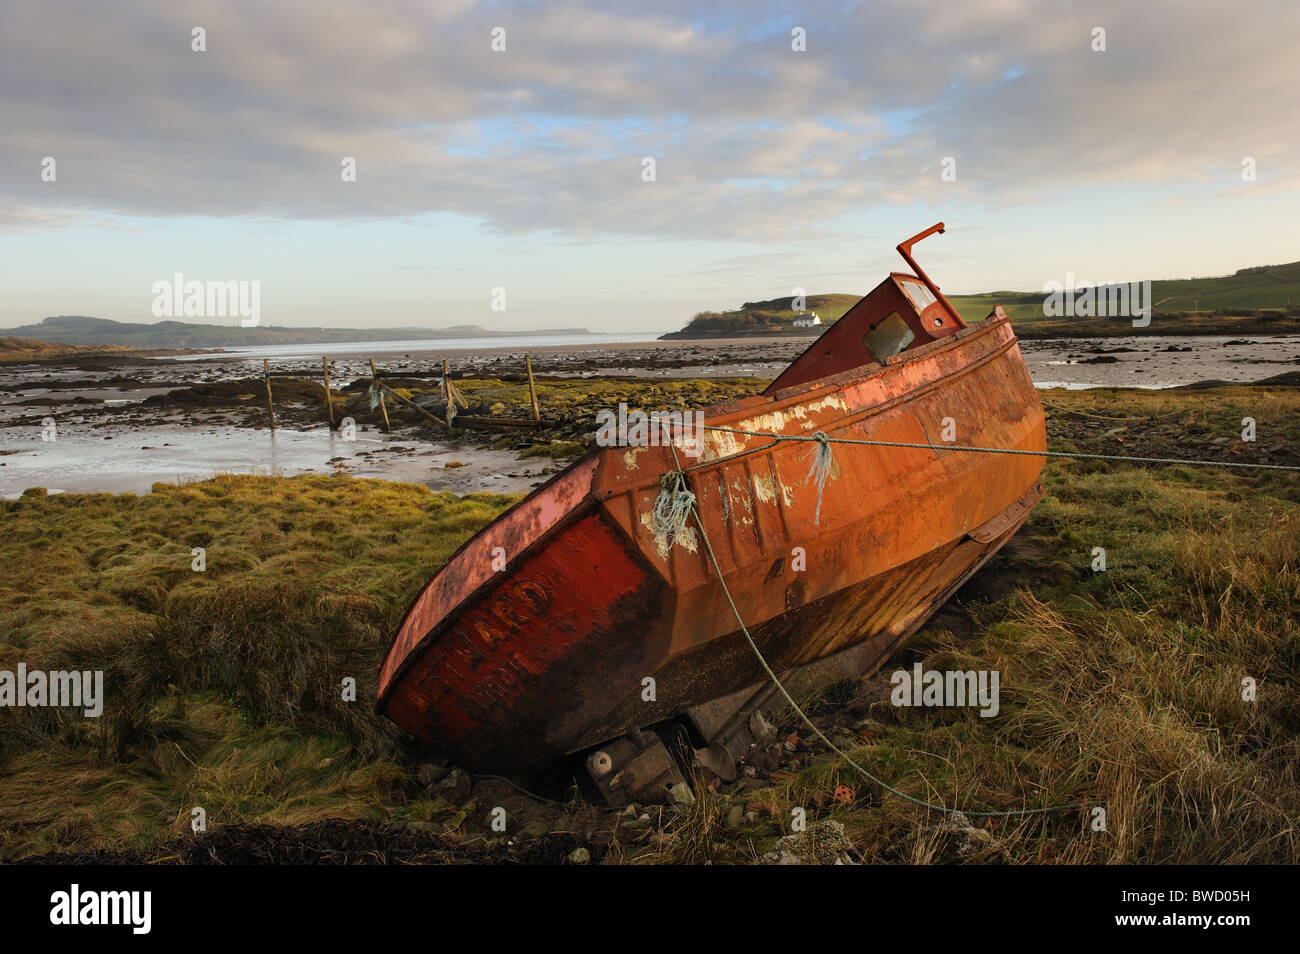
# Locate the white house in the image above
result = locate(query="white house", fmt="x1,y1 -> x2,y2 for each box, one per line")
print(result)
793,312 -> 822,328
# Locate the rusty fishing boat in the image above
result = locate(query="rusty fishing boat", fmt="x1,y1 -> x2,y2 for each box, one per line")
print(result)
378,223 -> 1046,805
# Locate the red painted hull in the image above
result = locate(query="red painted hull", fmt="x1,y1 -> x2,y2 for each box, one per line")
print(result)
378,313 -> 1046,771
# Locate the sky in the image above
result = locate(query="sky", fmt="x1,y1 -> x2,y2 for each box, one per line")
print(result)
1,0 -> 1297,333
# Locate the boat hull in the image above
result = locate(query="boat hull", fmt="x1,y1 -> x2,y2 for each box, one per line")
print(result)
378,315 -> 1045,771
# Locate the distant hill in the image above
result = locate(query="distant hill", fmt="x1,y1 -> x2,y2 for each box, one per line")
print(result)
0,335 -> 148,363
664,261 -> 1300,338
660,294 -> 861,339
3,317 -> 594,349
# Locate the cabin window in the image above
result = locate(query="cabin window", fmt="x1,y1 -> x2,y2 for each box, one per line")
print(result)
863,311 -> 915,362
900,280 -> 938,312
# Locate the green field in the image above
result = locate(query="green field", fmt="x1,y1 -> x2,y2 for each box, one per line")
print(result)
669,261 -> 1300,338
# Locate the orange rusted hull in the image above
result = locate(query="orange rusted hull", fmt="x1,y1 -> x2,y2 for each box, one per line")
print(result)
378,312 -> 1046,771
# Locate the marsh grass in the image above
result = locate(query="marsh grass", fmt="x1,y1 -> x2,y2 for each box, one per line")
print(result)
2,384 -> 1296,863
0,474 -> 517,859
360,376 -> 764,450
634,386 -> 1298,864
659,463 -> 1297,865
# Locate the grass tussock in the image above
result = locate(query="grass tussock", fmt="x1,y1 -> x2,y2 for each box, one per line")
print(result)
662,464 -> 1296,865
623,380 -> 1298,863
0,474 -> 518,860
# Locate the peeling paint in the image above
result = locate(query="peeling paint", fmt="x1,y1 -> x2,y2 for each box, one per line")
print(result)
622,446 -> 649,470
730,477 -> 754,514
640,509 -> 699,558
699,394 -> 850,463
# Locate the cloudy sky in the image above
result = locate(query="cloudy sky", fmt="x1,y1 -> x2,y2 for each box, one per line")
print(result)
1,0 -> 1297,332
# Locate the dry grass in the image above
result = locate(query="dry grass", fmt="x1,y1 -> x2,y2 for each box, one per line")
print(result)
641,463 -> 1297,865
0,474 -> 517,860
2,385 -> 1296,864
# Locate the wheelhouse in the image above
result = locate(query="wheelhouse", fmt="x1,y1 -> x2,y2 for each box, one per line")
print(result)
766,223 -> 971,393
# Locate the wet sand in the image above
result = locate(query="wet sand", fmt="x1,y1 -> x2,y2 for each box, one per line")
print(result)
0,421 -> 551,498
1,333 -> 1296,498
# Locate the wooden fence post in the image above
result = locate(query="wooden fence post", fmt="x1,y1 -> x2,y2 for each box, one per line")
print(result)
369,358 -> 391,432
525,353 -> 541,421
263,359 -> 276,432
322,355 -> 335,428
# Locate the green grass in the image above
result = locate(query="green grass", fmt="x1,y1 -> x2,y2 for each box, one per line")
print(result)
1,385 -> 1296,863
670,261 -> 1300,337
0,475 -> 519,859
670,294 -> 860,336
640,458 -> 1299,864
947,259 -> 1300,323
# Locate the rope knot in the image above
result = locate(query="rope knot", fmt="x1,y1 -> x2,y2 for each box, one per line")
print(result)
803,430 -> 836,526
650,469 -> 696,548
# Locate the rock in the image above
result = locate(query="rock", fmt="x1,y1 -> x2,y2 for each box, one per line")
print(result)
938,811 -> 996,856
668,782 -> 696,807
725,805 -> 745,829
415,763 -> 450,788
520,820 -> 551,838
434,767 -> 472,805
748,710 -> 776,742
828,729 -> 858,751
566,846 -> 591,865
755,746 -> 782,772
754,819 -> 856,865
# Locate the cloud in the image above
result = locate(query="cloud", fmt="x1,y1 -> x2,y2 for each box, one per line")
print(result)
1,0 -> 1296,239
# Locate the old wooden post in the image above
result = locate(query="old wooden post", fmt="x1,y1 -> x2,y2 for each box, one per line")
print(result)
263,358 -> 276,432
321,355 -> 335,428
441,358 -> 468,411
381,384 -> 450,430
369,358 -> 391,432
525,353 -> 541,421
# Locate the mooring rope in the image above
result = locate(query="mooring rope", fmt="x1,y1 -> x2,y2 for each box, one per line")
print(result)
664,440 -> 1094,820
641,411 -> 1293,818
697,423 -> 1300,473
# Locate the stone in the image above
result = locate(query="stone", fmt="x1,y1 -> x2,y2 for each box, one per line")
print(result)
668,782 -> 696,807
416,763 -> 450,788
754,819 -> 856,865
434,767 -> 472,805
